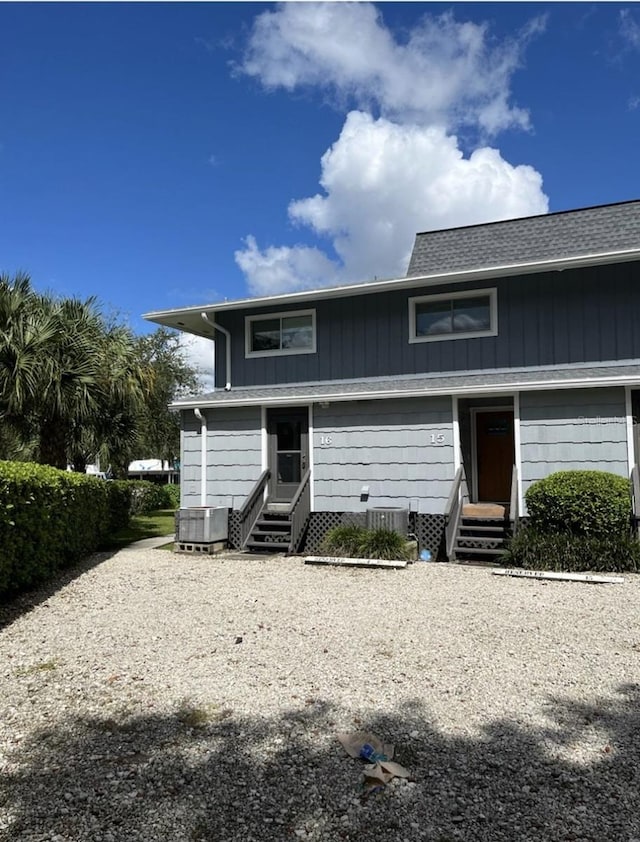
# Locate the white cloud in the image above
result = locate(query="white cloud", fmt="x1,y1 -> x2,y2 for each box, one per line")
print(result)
179,333 -> 216,392
620,9 -> 640,49
237,112 -> 548,293
235,235 -> 340,296
234,3 -> 549,296
240,3 -> 545,134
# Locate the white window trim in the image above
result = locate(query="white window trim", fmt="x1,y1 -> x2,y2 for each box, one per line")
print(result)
245,309 -> 317,359
408,288 -> 498,344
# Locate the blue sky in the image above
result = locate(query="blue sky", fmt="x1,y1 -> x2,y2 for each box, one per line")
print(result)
1,2 -> 639,361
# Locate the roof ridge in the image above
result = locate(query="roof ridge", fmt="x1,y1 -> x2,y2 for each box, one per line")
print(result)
413,198 -> 640,238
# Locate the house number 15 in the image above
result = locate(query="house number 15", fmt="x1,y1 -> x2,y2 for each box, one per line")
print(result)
320,435 -> 333,446
430,433 -> 445,444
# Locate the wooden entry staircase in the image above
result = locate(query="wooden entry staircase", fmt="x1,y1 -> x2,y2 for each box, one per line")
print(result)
237,468 -> 311,554
445,466 -> 519,563
453,505 -> 510,562
246,504 -> 293,552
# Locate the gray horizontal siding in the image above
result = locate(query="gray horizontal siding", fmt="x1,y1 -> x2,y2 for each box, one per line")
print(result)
215,260 -> 640,388
520,388 -> 629,507
313,397 -> 454,514
181,407 -> 263,509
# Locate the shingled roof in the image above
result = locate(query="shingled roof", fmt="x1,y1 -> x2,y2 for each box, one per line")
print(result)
406,199 -> 640,277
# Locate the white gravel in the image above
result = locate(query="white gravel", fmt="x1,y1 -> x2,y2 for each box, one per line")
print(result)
1,548 -> 640,842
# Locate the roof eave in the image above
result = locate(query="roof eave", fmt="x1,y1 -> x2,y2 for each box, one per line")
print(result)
170,372 -> 640,411
144,247 -> 640,335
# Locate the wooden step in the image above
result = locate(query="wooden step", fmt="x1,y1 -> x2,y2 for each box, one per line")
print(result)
459,524 -> 508,534
454,546 -> 505,556
251,530 -> 293,540
456,536 -> 507,547
246,540 -> 290,551
254,519 -> 292,530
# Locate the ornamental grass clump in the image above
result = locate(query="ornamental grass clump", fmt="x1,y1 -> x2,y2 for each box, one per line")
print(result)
502,469 -> 639,573
321,525 -> 411,560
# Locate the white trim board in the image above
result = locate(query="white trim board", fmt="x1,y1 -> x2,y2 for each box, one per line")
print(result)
171,374 -> 640,410
494,569 -> 624,585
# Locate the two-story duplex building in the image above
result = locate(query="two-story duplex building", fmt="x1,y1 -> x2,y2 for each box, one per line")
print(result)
145,199 -> 640,560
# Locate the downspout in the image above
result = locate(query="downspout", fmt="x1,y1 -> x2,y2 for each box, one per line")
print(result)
201,311 -> 231,391
193,407 -> 207,506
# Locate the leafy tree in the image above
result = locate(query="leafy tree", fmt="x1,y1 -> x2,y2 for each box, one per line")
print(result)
131,327 -> 201,465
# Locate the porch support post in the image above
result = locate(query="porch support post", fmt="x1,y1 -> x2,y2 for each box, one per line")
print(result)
513,392 -> 523,513
452,395 -> 460,471
308,403 -> 315,512
625,386 -> 634,474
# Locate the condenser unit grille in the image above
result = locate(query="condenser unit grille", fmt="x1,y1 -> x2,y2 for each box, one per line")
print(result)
366,507 -> 408,537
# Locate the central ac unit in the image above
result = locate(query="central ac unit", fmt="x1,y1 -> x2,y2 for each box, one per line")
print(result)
178,507 -> 228,543
366,507 -> 409,537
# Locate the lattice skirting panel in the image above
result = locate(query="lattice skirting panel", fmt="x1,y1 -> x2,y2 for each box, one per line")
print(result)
412,513 -> 447,561
299,512 -> 343,553
225,509 -> 447,558
228,510 -> 242,550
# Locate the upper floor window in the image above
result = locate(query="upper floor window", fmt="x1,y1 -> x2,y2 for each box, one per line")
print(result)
245,309 -> 316,358
408,288 -> 497,343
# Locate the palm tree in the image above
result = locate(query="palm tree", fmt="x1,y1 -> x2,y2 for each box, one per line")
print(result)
0,273 -> 150,470
0,273 -> 56,457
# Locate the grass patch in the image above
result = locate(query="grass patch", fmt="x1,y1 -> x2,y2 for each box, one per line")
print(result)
102,508 -> 176,550
176,701 -> 231,728
16,660 -> 58,676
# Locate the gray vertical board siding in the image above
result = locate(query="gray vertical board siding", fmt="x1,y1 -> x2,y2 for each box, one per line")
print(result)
180,407 -> 262,509
313,396 -> 454,514
519,388 -> 629,505
214,261 -> 640,388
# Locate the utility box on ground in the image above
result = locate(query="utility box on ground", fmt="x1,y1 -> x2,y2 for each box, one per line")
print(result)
177,507 -> 228,544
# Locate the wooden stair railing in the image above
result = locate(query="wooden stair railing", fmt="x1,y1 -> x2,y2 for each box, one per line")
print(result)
239,469 -> 271,549
445,465 -> 469,561
288,468 -> 311,553
631,465 -> 640,537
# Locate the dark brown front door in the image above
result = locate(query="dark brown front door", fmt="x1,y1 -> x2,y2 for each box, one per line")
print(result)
267,408 -> 309,502
475,410 -> 515,502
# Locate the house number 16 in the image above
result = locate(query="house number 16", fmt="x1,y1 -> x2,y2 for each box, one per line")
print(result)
430,433 -> 445,444
320,435 -> 333,446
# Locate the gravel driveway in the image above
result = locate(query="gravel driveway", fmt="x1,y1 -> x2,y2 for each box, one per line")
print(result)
1,548 -> 639,842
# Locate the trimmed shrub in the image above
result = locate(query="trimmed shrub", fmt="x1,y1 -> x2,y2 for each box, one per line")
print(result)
525,470 -> 632,538
0,461 -> 112,597
128,480 -> 168,515
321,525 -> 411,560
161,483 -> 180,510
105,480 -> 133,533
501,526 -> 640,573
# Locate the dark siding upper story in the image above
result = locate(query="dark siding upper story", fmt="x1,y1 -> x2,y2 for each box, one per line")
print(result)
407,200 -> 640,277
214,259 -> 640,388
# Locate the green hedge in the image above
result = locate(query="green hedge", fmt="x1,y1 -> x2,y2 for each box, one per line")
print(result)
503,470 -> 638,572
161,483 -> 180,510
106,480 -> 133,532
502,527 -> 640,573
525,470 -> 631,537
0,461 -> 115,596
127,480 -> 168,514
